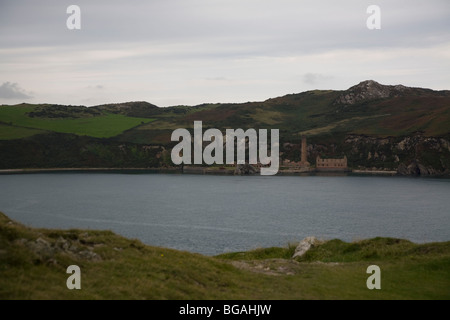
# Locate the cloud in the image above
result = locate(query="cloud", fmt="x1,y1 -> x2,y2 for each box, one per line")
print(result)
87,85 -> 104,90
205,77 -> 231,82
303,73 -> 333,85
0,82 -> 33,99
0,1 -> 449,106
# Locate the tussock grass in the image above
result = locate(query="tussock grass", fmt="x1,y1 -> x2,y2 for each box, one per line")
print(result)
216,244 -> 298,260
1,212 -> 449,300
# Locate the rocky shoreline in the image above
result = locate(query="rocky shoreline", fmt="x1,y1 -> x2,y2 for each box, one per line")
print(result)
0,166 -> 448,177
0,167 -> 181,174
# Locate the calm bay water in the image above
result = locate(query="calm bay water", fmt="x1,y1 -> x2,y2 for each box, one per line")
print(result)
0,173 -> 449,255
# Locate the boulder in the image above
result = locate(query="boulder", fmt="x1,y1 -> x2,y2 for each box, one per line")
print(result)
77,250 -> 101,261
27,237 -> 55,257
56,237 -> 70,251
417,163 -> 430,175
397,163 -> 409,175
398,161 -> 432,176
234,164 -> 258,175
292,236 -> 317,258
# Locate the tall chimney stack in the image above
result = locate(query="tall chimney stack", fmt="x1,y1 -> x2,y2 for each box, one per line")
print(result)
301,135 -> 307,164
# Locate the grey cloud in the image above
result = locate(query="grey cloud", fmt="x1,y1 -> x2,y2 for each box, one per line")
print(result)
303,73 -> 333,85
87,85 -> 104,90
0,82 -> 33,99
1,0 -> 449,54
205,77 -> 231,82
0,1 -> 449,106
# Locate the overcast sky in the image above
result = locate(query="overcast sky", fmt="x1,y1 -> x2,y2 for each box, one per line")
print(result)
0,0 -> 449,107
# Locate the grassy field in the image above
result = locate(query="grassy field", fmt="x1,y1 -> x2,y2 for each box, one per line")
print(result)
0,105 -> 155,139
0,123 -> 45,140
1,212 -> 449,300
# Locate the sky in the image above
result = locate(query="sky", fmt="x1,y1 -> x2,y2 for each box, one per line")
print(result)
0,0 -> 449,107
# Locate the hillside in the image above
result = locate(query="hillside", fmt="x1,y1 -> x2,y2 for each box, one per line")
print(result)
1,212 -> 449,300
1,80 -> 449,175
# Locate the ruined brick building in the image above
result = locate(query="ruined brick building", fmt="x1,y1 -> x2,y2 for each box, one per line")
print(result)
316,155 -> 348,170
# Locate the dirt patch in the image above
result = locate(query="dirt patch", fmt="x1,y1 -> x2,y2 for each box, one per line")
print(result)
230,259 -> 342,276
230,259 -> 302,276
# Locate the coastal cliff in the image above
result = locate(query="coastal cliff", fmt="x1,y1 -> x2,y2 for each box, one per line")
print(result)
1,80 -> 449,176
291,133 -> 450,176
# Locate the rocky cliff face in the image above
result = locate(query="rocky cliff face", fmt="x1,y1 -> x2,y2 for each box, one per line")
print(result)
282,133 -> 450,176
342,134 -> 450,176
234,163 -> 258,175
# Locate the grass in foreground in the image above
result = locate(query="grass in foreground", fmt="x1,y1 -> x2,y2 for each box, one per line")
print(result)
0,212 -> 449,300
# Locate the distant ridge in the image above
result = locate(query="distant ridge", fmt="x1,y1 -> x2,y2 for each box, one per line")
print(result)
1,80 -> 449,175
92,101 -> 163,117
94,101 -> 159,110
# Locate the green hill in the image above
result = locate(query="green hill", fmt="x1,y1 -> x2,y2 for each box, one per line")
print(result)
115,81 -> 450,145
1,80 -> 449,174
1,212 -> 449,300
0,104 -> 155,139
2,81 -> 449,142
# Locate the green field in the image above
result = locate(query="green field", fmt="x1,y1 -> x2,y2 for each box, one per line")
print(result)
0,123 -> 45,140
1,212 -> 448,300
0,105 -> 155,139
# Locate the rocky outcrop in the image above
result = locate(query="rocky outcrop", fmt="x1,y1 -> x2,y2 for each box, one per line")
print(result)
342,134 -> 450,176
397,161 -> 442,176
333,80 -> 416,106
15,235 -> 102,263
282,133 -> 450,176
292,237 -> 318,258
234,164 -> 258,175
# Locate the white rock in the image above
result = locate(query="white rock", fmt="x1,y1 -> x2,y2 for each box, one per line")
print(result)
293,236 -> 317,258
